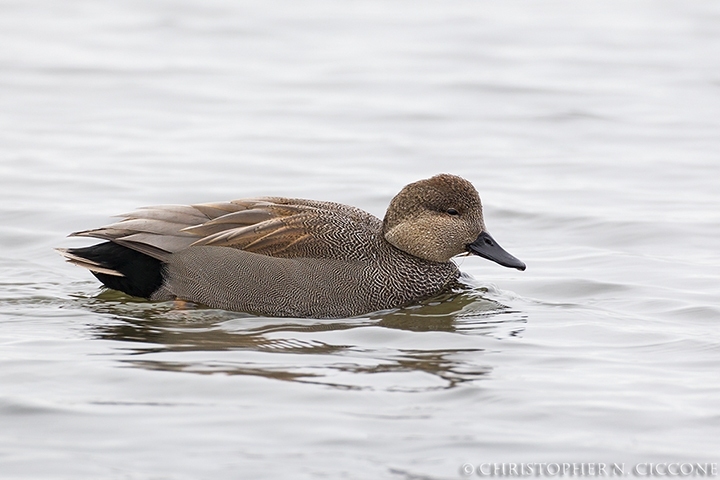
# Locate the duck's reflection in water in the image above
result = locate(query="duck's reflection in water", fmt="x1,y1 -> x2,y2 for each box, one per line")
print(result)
82,288 -> 526,391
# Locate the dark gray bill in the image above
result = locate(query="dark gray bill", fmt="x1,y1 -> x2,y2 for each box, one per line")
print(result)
467,232 -> 526,271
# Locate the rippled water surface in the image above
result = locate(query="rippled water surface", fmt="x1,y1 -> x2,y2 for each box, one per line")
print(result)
2,1 -> 720,479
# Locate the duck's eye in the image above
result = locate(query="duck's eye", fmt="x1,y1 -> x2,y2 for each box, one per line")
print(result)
446,208 -> 459,216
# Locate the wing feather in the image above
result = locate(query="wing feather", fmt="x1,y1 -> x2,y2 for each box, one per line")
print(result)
64,196 -> 382,262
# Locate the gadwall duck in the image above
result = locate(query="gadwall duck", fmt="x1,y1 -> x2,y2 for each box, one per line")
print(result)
59,174 -> 525,318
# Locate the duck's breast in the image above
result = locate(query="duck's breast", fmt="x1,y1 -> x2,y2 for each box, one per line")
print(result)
156,245 -> 458,318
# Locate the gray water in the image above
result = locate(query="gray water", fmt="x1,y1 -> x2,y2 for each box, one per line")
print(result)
1,1 -> 720,479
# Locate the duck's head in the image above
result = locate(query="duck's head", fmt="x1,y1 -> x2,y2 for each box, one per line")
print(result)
383,173 -> 526,270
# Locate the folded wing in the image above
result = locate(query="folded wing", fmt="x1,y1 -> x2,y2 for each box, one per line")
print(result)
62,197 -> 382,268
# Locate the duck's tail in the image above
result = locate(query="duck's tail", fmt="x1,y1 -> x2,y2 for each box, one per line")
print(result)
57,242 -> 164,299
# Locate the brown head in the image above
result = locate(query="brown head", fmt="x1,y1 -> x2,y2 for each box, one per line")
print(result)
383,174 -> 526,270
